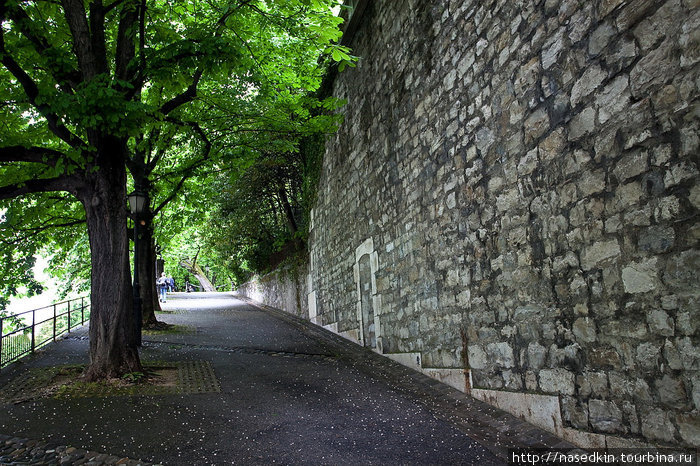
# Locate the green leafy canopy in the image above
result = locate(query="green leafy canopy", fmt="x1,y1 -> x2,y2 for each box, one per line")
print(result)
1,0 -> 354,304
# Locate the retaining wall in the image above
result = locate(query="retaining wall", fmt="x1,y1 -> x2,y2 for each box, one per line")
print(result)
239,0 -> 700,449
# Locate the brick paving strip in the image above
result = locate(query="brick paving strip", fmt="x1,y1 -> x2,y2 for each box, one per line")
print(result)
240,297 -> 576,459
0,361 -> 219,403
0,434 -> 156,465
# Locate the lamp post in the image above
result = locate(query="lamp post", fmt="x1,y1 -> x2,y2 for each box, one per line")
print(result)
127,187 -> 148,347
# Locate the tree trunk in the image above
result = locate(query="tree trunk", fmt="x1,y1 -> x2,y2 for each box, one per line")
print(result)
81,142 -> 142,381
138,220 -> 163,328
179,258 -> 216,291
278,186 -> 298,236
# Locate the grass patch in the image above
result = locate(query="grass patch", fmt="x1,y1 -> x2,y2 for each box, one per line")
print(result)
53,366 -> 178,398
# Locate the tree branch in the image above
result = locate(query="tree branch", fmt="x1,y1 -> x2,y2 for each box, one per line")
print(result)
4,3 -> 80,92
115,0 -> 138,83
61,0 -> 101,80
151,118 -> 212,215
1,218 -> 85,247
0,146 -> 65,165
0,29 -> 86,149
145,133 -> 174,172
105,0 -> 129,14
159,70 -> 203,115
89,1 -> 110,76
16,219 -> 86,234
0,175 -> 80,200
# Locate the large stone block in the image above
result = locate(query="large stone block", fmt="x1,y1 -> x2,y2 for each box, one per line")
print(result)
647,309 -> 674,336
524,107 -> 550,144
467,344 -> 488,369
655,374 -> 688,409
638,225 -> 675,253
680,9 -> 700,68
589,399 -> 623,433
612,151 -> 648,183
581,239 -> 621,271
588,347 -> 622,370
676,413 -> 700,447
622,258 -> 660,294
609,372 -> 653,402
561,396 -> 589,429
486,341 -> 515,368
630,39 -> 680,98
577,371 -> 609,398
632,0 -> 683,52
663,250 -> 700,292
589,22 -> 616,55
616,0 -> 658,31
596,75 -> 631,124
600,0 -> 626,18
572,317 -> 597,343
677,337 -> 700,371
571,64 -> 607,107
636,342 -> 661,371
640,407 -> 677,443
539,368 -> 575,395
528,342 -> 548,369
542,28 -> 566,69
568,106 -> 596,140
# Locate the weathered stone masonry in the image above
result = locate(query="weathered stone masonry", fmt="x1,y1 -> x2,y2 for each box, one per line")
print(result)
238,0 -> 700,449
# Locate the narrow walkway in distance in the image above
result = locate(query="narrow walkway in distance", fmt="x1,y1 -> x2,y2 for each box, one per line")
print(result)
0,293 -> 569,464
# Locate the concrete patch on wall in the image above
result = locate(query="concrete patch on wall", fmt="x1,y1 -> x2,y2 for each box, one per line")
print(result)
385,352 -> 422,370
324,319 -> 361,346
308,289 -> 318,324
354,238 -> 382,352
339,328 -> 360,345
385,351 -> 469,394
422,368 -> 469,394
322,322 -> 338,333
469,388 -> 662,450
471,389 -> 564,437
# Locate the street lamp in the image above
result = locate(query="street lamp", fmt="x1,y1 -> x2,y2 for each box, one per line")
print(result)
127,188 -> 148,347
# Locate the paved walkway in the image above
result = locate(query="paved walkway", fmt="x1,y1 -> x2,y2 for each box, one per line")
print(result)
0,293 -> 570,465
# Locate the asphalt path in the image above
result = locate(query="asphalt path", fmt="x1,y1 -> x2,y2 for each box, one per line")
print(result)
0,292 -> 553,465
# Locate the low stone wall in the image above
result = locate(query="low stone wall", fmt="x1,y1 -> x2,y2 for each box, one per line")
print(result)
235,263 -> 309,320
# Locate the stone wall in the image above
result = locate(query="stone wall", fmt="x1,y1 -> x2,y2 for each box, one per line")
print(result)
236,263 -> 308,320
245,0 -> 700,449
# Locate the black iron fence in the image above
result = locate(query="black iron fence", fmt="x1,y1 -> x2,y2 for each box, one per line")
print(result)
0,296 -> 90,370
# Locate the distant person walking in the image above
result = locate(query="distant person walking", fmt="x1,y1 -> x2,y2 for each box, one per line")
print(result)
156,272 -> 169,303
167,276 -> 175,292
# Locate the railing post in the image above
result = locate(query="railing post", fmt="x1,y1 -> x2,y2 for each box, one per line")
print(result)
0,317 -> 4,371
81,297 -> 85,324
53,304 -> 57,341
67,300 -> 71,332
31,309 -> 36,354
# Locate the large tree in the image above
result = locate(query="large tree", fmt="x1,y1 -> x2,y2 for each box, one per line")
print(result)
0,0 -> 349,380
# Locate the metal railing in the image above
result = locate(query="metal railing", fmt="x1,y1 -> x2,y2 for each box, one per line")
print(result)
0,296 -> 90,370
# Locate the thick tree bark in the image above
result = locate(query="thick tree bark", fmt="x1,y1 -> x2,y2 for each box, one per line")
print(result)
139,221 -> 164,328
127,173 -> 163,328
81,141 -> 142,381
